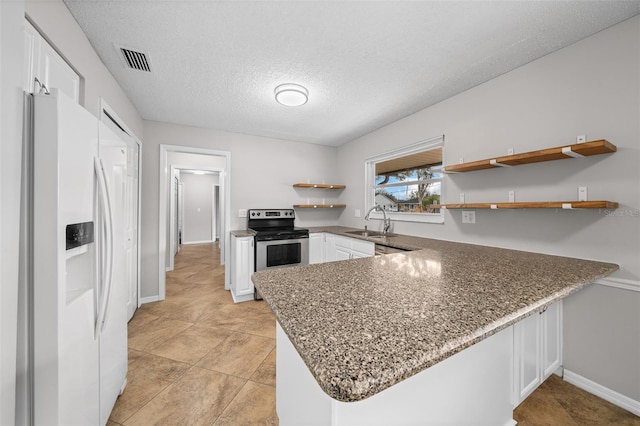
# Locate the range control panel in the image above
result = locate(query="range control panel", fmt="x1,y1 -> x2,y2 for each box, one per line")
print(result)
66,221 -> 94,250
247,209 -> 295,219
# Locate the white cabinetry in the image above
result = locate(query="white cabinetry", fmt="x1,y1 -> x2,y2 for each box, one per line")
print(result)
309,233 -> 325,264
324,233 -> 337,263
333,235 -> 375,260
513,301 -> 562,406
230,234 -> 255,303
24,19 -> 80,102
312,233 -> 375,264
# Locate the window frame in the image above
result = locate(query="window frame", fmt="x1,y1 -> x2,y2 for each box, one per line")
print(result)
364,135 -> 444,224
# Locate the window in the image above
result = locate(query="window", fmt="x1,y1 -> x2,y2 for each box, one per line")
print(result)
365,136 -> 444,224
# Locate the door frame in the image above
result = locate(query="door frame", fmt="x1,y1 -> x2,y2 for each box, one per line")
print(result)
167,166 -> 180,272
158,145 -> 231,300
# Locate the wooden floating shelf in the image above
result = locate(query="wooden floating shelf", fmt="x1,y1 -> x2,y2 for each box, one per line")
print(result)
293,204 -> 347,209
439,201 -> 618,210
293,183 -> 346,189
443,140 -> 616,173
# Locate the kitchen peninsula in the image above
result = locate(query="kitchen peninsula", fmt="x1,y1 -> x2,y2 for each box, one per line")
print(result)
252,228 -> 619,425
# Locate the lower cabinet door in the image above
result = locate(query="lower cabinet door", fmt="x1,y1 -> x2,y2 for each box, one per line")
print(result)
335,246 -> 352,261
513,312 -> 542,405
232,235 -> 254,296
309,233 -> 324,264
542,301 -> 563,379
513,301 -> 563,407
324,234 -> 336,262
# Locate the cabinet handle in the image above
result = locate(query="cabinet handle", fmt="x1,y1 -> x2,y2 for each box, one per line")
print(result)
539,306 -> 548,315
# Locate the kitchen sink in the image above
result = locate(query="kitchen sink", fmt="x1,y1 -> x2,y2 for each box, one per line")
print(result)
346,230 -> 397,238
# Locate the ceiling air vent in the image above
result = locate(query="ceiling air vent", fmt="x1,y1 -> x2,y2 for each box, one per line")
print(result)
119,47 -> 151,72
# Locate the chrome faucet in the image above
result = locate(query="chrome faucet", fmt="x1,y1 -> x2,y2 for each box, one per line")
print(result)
364,204 -> 391,233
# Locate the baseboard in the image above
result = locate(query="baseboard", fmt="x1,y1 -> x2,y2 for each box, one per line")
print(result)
230,290 -> 254,304
594,277 -> 640,293
182,240 -> 214,245
563,369 -> 640,416
140,295 -> 159,305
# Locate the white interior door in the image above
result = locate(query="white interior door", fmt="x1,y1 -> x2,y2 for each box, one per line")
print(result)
174,176 -> 180,255
124,139 -> 139,321
100,101 -> 140,322
218,172 -> 226,265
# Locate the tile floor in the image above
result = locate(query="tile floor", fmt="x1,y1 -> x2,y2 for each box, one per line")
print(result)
110,242 -> 639,425
514,374 -> 640,425
108,242 -> 277,425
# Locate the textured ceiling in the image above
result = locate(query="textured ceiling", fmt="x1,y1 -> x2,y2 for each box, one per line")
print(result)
63,1 -> 639,146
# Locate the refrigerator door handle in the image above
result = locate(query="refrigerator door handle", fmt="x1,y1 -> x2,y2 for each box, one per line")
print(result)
94,157 -> 114,334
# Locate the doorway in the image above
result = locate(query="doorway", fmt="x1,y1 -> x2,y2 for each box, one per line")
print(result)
158,145 -> 231,301
167,167 -> 221,272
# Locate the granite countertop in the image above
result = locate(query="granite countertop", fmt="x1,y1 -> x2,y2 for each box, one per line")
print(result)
230,229 -> 255,238
252,226 -> 619,402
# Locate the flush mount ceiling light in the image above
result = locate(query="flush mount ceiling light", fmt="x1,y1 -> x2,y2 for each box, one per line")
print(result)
274,83 -> 308,107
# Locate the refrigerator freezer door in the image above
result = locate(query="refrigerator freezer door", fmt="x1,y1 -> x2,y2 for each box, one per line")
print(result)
33,91 -> 100,425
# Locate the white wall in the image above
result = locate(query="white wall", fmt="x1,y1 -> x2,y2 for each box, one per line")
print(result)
1,2 -> 26,423
25,0 -> 143,138
180,173 -> 218,244
141,121 -> 340,299
337,16 -> 640,402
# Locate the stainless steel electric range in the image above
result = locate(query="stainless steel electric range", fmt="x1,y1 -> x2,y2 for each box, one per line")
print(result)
247,209 -> 309,299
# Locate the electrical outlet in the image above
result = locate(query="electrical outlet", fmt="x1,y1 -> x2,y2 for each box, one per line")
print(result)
459,193 -> 465,204
576,135 -> 586,144
459,157 -> 464,164
238,209 -> 247,218
508,190 -> 515,203
462,210 -> 476,224
507,148 -> 514,156
354,209 -> 361,218
578,186 -> 588,201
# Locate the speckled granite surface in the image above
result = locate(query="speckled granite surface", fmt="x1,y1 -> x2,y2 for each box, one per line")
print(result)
253,227 -> 618,402
230,229 -> 255,238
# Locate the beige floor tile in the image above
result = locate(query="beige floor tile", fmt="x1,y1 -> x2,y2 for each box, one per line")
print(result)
513,383 -> 578,426
109,349 -> 190,424
250,348 -> 276,387
147,325 -> 234,365
214,381 -> 278,426
543,375 -> 640,425
197,332 -> 275,378
126,309 -> 160,336
128,314 -> 193,351
143,295 -> 221,323
223,310 -> 276,338
197,302 -> 268,330
122,366 -> 245,426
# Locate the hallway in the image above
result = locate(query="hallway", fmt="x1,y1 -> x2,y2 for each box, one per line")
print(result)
108,243 -> 277,425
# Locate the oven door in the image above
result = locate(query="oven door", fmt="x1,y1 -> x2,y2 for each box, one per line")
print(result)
255,237 -> 309,272
254,237 -> 309,300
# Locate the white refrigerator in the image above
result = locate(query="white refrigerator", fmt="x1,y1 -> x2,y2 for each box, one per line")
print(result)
29,90 -> 128,425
